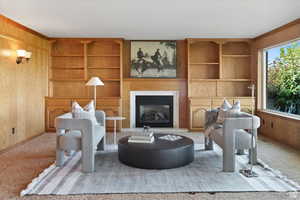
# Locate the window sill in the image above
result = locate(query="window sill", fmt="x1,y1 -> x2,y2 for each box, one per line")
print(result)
257,109 -> 300,121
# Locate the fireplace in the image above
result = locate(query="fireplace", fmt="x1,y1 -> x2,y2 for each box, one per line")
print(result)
136,96 -> 173,127
130,91 -> 179,128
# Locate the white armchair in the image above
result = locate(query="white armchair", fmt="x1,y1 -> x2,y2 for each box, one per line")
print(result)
55,110 -> 106,173
205,110 -> 260,172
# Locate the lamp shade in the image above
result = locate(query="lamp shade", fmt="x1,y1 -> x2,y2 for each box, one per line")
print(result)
86,77 -> 104,86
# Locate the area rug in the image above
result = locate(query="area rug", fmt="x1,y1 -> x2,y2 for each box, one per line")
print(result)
21,144 -> 300,196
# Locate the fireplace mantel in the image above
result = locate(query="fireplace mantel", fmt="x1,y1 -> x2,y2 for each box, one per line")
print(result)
130,91 -> 179,128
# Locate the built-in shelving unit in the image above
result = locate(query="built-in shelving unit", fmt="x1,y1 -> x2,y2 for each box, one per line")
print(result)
46,38 -> 123,131
187,38 -> 254,131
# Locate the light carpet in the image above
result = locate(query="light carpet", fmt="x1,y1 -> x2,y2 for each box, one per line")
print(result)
21,143 -> 300,196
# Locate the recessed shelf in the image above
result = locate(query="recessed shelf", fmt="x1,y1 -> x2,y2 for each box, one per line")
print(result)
52,67 -> 84,70
102,79 -> 121,82
87,54 -> 120,57
124,78 -> 186,81
220,79 -> 251,82
222,54 -> 251,57
52,54 -> 84,57
190,79 -> 252,82
88,66 -> 120,69
189,96 -> 254,99
190,62 -> 219,65
190,79 -> 219,82
50,79 -> 85,82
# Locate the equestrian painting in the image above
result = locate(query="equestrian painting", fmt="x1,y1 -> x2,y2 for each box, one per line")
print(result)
130,41 -> 176,78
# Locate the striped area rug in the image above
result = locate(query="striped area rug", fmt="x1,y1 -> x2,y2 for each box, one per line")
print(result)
21,144 -> 300,196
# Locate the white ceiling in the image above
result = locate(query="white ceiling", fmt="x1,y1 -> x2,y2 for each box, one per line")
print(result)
0,0 -> 299,39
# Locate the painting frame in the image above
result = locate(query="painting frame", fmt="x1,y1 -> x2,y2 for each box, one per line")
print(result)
130,40 -> 177,78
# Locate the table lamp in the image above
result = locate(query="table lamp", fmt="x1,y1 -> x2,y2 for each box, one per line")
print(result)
86,77 -> 104,108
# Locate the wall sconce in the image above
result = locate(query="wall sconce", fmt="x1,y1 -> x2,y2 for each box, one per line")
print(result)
16,50 -> 32,64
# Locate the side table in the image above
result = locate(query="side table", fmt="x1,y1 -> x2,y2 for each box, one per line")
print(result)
106,116 -> 126,149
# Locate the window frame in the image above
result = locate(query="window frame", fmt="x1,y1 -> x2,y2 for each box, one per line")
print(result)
261,38 -> 300,119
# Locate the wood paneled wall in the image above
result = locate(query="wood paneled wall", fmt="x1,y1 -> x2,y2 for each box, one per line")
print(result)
122,40 -> 188,128
252,19 -> 300,149
0,16 -> 49,151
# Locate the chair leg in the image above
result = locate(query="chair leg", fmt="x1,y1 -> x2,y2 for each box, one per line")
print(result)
205,137 -> 214,150
97,138 -> 105,151
223,152 -> 235,172
237,149 -> 245,155
249,129 -> 258,165
249,147 -> 258,165
82,154 -> 94,173
56,149 -> 65,166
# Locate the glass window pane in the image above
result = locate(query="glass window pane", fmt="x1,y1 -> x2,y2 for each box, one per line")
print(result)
265,40 -> 300,115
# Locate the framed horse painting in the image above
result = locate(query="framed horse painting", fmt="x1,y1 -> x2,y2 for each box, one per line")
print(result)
130,41 -> 177,78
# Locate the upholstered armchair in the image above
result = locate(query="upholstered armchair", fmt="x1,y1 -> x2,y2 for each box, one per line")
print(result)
55,110 -> 106,173
205,110 -> 260,172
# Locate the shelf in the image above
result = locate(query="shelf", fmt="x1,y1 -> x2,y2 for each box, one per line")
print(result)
190,79 -> 219,82
219,79 -> 251,82
46,96 -> 122,100
52,67 -> 84,70
190,62 -> 219,65
190,79 -> 251,82
50,79 -> 85,82
52,55 -> 84,57
189,96 -> 254,99
222,55 -> 251,58
124,78 -> 186,81
87,54 -> 120,57
88,66 -> 120,69
102,79 -> 121,82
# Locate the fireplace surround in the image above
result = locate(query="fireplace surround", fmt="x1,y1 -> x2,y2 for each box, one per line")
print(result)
130,91 -> 179,128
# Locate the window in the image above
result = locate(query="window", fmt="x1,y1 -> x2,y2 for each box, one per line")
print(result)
263,40 -> 300,116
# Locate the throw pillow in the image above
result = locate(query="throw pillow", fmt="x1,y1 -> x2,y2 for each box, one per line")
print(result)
72,101 -> 98,125
232,100 -> 241,112
220,99 -> 232,110
216,100 -> 241,124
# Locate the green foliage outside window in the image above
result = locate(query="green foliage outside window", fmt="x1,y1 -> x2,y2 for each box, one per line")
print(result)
267,43 -> 300,114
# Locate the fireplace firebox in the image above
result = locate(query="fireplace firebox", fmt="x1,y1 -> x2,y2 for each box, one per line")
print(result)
135,96 -> 173,127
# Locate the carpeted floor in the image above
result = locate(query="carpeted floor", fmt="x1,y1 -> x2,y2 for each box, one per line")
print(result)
0,132 -> 300,200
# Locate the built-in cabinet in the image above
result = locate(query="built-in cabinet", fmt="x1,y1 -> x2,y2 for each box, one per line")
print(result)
46,39 -> 123,131
187,39 -> 254,131
45,38 -> 254,132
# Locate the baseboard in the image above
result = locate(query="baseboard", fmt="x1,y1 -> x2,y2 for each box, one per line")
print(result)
0,132 -> 45,155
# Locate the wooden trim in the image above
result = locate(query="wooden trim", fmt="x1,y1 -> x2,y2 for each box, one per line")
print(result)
254,18 -> 300,41
123,78 -> 186,81
0,14 -> 48,39
256,109 -> 300,122
50,38 -> 124,41
0,132 -> 45,155
188,38 -> 252,44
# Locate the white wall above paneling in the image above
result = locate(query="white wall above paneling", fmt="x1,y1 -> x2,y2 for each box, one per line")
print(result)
0,0 -> 299,39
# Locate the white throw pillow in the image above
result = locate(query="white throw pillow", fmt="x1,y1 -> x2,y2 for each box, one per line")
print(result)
72,101 -> 98,125
216,100 -> 241,124
232,100 -> 241,112
220,99 -> 232,110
